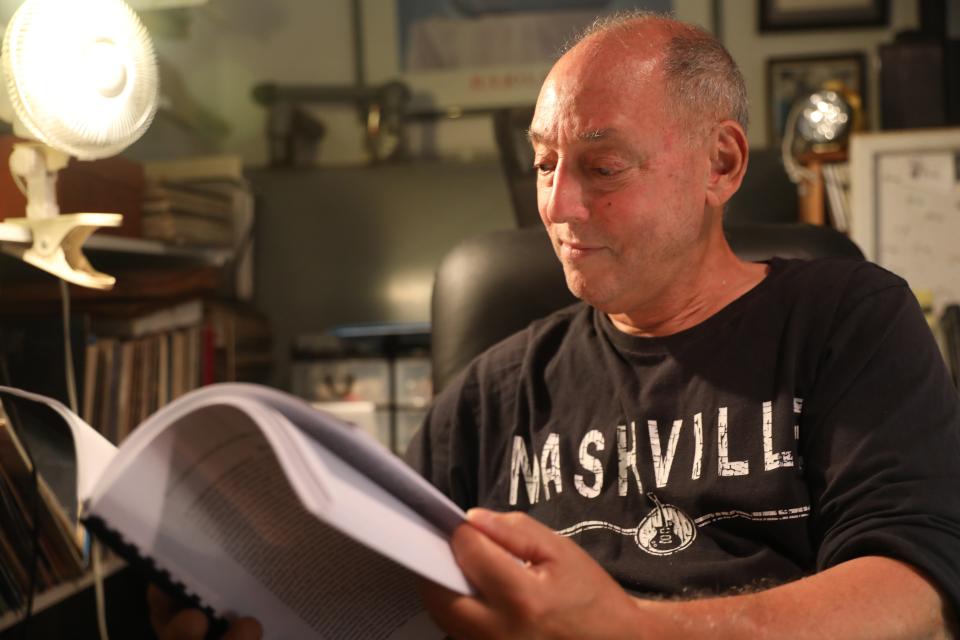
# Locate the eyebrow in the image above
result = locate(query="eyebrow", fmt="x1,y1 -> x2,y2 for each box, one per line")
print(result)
527,128 -> 621,144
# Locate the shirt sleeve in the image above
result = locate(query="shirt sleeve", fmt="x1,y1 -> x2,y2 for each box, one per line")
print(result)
802,269 -> 960,616
403,364 -> 481,510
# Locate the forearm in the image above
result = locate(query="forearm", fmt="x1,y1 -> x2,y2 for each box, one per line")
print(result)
425,512 -> 956,640
633,556 -> 954,640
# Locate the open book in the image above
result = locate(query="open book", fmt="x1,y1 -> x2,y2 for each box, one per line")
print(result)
0,383 -> 470,639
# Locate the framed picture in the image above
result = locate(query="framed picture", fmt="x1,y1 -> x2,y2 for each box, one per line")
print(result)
758,0 -> 889,32
359,0 -> 672,114
849,128 -> 960,314
766,52 -> 866,146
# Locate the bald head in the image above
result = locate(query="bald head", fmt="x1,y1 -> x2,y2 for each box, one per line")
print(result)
528,13 -> 753,323
558,13 -> 748,135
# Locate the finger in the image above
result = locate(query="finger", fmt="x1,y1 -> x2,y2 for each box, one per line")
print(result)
157,608 -> 209,640
418,577 -> 502,640
466,508 -> 563,564
147,585 -> 180,633
451,519 -> 536,605
223,617 -> 263,640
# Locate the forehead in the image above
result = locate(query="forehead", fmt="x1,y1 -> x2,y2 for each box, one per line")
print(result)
530,42 -> 671,146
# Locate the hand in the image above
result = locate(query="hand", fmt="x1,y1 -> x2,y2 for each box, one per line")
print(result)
419,508 -> 642,640
147,585 -> 263,640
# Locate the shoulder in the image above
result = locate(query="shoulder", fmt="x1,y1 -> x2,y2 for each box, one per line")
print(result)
435,302 -> 593,401
410,301 -> 594,497
490,301 -> 596,361
473,301 -> 592,379
769,257 -> 907,295
765,257 -> 913,320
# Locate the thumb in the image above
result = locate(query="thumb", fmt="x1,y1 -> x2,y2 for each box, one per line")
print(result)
465,508 -> 562,564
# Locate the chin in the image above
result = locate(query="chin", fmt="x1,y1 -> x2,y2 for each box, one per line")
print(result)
563,271 -> 621,311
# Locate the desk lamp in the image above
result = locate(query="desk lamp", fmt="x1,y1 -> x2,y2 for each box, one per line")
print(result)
0,0 -> 159,289
781,87 -> 854,186
781,84 -> 864,226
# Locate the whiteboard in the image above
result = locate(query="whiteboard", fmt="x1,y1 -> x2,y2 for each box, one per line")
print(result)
850,128 -> 960,314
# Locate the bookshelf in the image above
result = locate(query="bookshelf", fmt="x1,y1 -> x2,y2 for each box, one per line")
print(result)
0,299 -> 270,635
0,154 -> 266,635
0,556 -> 124,632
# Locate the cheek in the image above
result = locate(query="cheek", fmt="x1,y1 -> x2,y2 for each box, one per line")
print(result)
537,190 -> 551,224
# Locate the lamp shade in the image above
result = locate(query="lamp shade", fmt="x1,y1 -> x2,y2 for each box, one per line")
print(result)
1,0 -> 159,160
795,90 -> 852,146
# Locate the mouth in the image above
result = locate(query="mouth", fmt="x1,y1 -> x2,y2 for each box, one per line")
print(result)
558,238 -> 604,260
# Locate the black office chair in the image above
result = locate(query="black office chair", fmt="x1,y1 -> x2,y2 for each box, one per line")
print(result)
431,223 -> 864,392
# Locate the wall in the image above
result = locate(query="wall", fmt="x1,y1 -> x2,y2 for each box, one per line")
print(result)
1,0 -> 922,386
249,160 -> 514,386
721,0 -> 920,149
119,0 -> 926,389
130,0 -> 920,160
133,0 -> 366,165
122,0 -> 718,388
131,0 -> 718,165
0,0 -> 925,162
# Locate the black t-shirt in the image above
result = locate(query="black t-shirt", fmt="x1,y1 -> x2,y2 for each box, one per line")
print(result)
406,257 -> 960,610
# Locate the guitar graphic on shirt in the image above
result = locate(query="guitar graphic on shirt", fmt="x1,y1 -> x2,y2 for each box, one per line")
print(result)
631,492 -> 697,556
647,493 -> 683,552
557,500 -> 811,557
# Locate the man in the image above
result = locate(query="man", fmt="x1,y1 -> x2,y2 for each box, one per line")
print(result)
407,12 -> 960,639
156,12 -> 960,640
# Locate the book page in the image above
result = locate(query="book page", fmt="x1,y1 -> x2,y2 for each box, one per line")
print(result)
0,394 -> 78,520
89,403 -> 446,639
0,387 -> 116,519
188,383 -> 466,536
287,426 -> 471,595
89,383 -> 469,587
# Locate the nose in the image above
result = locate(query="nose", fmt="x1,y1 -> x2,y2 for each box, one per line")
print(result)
539,162 -> 590,225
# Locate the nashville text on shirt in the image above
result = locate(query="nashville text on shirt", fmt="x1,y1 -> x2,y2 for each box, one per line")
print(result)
509,398 -> 804,506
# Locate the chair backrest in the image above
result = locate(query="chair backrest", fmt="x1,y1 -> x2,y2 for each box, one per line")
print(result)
431,223 -> 864,392
492,107 -> 540,228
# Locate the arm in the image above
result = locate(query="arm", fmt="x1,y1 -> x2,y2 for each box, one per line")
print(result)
421,509 -> 955,640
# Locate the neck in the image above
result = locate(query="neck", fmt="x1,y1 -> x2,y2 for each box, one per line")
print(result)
607,228 -> 769,337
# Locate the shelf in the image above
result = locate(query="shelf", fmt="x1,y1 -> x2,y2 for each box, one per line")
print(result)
0,228 -> 232,268
0,555 -> 125,632
85,235 -> 232,266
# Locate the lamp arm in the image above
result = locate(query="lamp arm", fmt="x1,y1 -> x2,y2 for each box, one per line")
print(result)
1,143 -> 121,289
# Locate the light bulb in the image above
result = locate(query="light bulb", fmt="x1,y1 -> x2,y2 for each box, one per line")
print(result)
1,0 -> 158,159
797,91 -> 852,145
85,38 -> 128,99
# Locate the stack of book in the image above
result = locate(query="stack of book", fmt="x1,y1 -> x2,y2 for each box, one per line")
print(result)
141,155 -> 255,301
142,181 -> 235,247
141,155 -> 251,247
0,408 -> 85,616
82,299 -> 272,444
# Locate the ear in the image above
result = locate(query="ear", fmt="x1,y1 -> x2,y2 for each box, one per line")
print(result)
704,120 -> 748,209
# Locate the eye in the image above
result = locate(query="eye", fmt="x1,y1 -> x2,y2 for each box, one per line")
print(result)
533,161 -> 556,175
584,155 -> 627,178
